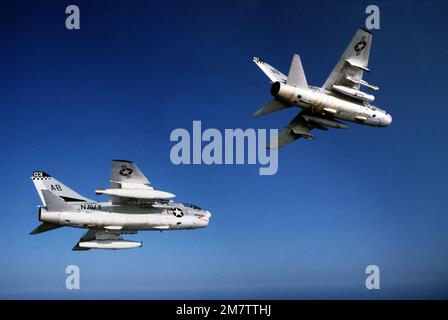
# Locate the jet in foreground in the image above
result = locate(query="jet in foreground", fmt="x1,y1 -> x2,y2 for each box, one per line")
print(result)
253,28 -> 392,148
30,160 -> 211,250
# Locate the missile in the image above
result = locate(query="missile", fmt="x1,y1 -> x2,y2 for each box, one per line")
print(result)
332,85 -> 374,102
78,240 -> 142,250
302,115 -> 349,129
346,75 -> 379,91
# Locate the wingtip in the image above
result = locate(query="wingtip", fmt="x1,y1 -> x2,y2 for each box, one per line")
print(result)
360,27 -> 372,35
112,159 -> 133,163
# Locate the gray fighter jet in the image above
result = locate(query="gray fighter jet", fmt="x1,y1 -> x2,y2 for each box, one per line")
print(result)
30,160 -> 211,250
253,28 -> 392,148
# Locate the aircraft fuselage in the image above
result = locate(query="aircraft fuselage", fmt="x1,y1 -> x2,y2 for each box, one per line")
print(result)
38,202 -> 211,231
271,81 -> 392,127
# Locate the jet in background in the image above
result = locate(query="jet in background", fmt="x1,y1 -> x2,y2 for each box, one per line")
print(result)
30,160 -> 211,250
253,28 -> 392,148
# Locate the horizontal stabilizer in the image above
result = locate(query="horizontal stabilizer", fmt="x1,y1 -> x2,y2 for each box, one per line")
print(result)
42,190 -> 73,211
253,57 -> 287,83
30,222 -> 63,235
253,99 -> 289,117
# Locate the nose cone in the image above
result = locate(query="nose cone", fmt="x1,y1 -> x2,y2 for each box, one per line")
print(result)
197,211 -> 211,227
385,114 -> 392,126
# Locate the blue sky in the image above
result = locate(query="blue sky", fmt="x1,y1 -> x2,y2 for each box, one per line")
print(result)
1,0 -> 447,299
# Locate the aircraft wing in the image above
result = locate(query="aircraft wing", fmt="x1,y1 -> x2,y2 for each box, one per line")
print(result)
323,28 -> 377,92
109,159 -> 150,186
268,127 -> 302,149
268,111 -> 315,149
253,57 -> 288,84
96,160 -> 175,205
268,111 -> 349,149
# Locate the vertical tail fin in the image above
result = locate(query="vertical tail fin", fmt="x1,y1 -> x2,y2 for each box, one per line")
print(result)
286,54 -> 308,88
31,171 -> 92,205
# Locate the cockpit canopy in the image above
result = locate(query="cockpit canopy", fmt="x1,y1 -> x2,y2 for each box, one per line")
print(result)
182,203 -> 205,211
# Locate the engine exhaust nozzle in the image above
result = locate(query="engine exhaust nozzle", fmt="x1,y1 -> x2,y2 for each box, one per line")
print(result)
270,81 -> 281,97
